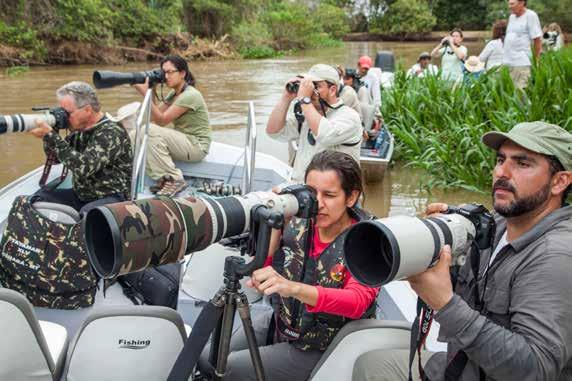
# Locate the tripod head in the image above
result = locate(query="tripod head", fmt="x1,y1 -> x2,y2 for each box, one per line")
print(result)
225,204 -> 285,280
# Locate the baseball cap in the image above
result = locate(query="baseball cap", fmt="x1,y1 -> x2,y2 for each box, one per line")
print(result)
300,64 -> 340,88
482,121 -> 572,170
358,56 -> 372,69
418,52 -> 431,61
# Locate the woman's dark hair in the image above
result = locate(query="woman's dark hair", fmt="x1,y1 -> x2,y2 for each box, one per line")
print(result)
450,28 -> 464,38
304,150 -> 363,201
161,55 -> 196,86
492,20 -> 507,41
548,156 -> 571,205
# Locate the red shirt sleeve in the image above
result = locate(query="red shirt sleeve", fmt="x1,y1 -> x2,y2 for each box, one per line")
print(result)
306,271 -> 380,319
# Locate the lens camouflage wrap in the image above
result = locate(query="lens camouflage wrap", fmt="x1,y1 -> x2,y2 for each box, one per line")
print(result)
0,196 -> 97,309
84,191 -> 302,278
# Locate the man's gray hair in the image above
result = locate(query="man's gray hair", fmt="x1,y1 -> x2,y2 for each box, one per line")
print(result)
56,81 -> 101,112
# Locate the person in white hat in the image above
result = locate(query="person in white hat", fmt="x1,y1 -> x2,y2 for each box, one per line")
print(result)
463,56 -> 486,82
266,63 -> 363,183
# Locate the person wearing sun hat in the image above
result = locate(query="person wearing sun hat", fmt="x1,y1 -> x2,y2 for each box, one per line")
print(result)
352,121 -> 572,381
266,63 -> 362,183
463,56 -> 486,83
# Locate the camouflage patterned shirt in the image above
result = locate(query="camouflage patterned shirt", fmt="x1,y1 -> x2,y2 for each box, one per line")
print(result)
43,117 -> 133,202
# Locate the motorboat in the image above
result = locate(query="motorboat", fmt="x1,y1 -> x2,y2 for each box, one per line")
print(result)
0,92 -> 440,381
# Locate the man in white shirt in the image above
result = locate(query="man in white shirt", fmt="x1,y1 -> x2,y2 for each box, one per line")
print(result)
357,56 -> 383,130
503,0 -> 542,89
266,64 -> 362,183
407,52 -> 439,78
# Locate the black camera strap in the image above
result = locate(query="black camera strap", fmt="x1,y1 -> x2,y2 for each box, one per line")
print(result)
408,298 -> 434,381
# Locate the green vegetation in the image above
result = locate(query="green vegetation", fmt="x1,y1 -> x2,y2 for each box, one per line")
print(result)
382,46 -> 572,192
0,0 -> 354,62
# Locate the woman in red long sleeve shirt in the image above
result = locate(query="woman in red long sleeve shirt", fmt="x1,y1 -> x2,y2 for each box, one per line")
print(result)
215,150 -> 380,381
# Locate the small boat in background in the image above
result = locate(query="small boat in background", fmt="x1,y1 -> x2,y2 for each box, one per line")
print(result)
360,126 -> 394,183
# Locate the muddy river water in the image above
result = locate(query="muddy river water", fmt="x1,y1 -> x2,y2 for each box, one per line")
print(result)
0,40 -> 489,217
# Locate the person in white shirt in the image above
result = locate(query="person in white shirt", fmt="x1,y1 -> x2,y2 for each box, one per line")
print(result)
407,52 -> 439,78
266,64 -> 362,183
503,0 -> 542,89
479,20 -> 507,71
357,56 -> 383,130
542,23 -> 565,52
431,28 -> 468,83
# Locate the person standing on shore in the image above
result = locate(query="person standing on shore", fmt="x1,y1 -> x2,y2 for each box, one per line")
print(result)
431,28 -> 468,83
479,20 -> 507,71
503,0 -> 542,89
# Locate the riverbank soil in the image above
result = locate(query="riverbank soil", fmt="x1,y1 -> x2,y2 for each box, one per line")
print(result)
0,33 -> 236,67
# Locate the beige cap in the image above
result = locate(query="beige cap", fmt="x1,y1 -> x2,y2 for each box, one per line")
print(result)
482,121 -> 572,170
300,64 -> 340,88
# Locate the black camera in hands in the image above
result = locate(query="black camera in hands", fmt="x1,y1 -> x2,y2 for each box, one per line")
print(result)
444,204 -> 496,250
93,68 -> 165,89
441,38 -> 450,47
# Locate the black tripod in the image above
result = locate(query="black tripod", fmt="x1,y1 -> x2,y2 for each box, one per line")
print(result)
168,205 -> 284,381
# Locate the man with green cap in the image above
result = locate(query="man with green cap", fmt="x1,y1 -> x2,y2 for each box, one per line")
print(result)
266,63 -> 362,183
352,121 -> 572,381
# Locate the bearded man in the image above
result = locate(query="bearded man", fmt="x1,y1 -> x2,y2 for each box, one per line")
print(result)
353,121 -> 572,381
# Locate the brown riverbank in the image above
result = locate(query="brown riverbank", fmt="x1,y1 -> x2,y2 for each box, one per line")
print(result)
0,33 -> 237,67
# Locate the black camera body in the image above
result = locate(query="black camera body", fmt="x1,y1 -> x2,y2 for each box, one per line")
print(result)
93,69 -> 165,89
442,39 -> 450,47
279,184 -> 318,219
445,203 -> 496,250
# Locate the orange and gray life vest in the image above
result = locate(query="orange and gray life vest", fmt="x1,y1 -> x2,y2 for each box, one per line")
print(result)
272,207 -> 376,351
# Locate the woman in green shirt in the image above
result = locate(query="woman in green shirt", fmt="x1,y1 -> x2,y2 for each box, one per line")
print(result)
134,55 -> 211,196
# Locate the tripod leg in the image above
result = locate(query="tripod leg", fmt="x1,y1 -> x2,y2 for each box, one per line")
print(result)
213,292 -> 237,380
236,293 -> 266,381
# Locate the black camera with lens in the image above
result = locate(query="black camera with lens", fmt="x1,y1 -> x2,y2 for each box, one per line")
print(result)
0,106 -> 70,135
442,39 -> 450,47
93,68 -> 165,89
444,204 -> 496,250
279,184 -> 318,219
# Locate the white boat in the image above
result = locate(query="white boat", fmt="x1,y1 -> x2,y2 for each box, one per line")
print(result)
0,93 -> 439,381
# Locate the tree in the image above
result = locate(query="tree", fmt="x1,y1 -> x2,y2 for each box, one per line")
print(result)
371,0 -> 436,38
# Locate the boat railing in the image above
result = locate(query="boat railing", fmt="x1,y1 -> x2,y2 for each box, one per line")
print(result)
241,101 -> 257,195
130,89 -> 153,200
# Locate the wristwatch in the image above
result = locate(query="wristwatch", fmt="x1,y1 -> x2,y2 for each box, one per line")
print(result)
299,96 -> 312,105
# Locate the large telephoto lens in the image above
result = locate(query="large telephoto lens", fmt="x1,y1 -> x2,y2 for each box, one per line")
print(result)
83,191 -> 302,278
0,113 -> 56,134
93,69 -> 163,89
344,214 -> 476,287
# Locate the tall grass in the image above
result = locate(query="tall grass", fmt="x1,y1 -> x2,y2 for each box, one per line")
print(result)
382,46 -> 572,192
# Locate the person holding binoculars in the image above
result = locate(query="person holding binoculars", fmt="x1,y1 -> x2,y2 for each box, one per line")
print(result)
431,28 -> 467,82
198,150 -> 379,380
266,64 -> 362,183
133,54 -> 211,196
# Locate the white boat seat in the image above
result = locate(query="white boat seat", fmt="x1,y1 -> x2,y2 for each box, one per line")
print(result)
32,201 -> 80,224
0,288 -> 68,381
310,320 -> 411,381
64,305 -> 188,381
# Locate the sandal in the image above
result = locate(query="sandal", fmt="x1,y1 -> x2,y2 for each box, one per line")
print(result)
156,178 -> 188,197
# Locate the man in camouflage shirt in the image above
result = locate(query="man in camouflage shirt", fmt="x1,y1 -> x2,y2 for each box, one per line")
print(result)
29,81 -> 133,214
